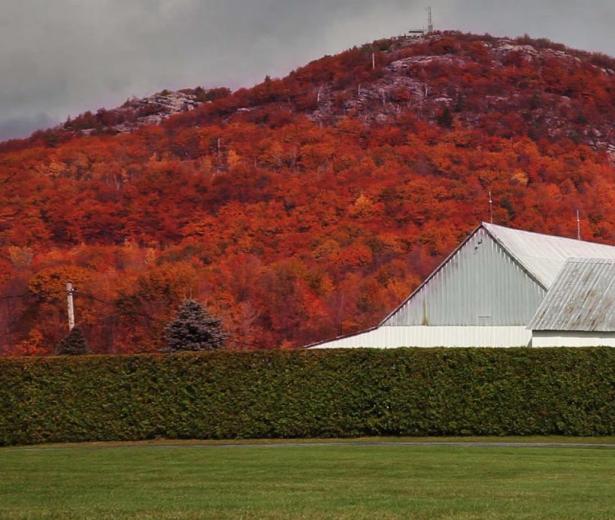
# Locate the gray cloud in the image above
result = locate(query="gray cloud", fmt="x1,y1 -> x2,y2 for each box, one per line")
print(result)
0,113 -> 56,141
1,0 -> 614,140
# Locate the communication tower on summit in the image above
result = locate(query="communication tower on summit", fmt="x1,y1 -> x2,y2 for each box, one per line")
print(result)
408,6 -> 434,38
427,6 -> 434,33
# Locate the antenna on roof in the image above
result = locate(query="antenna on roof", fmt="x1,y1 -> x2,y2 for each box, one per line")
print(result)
576,209 -> 581,240
488,190 -> 494,224
427,6 -> 434,33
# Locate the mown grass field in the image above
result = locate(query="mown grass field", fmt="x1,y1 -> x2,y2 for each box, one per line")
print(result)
1,439 -> 615,519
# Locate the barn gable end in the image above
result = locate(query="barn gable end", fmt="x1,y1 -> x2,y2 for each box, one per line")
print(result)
383,226 -> 546,327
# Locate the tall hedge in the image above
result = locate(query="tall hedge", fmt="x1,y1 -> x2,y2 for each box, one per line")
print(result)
1,348 -> 615,446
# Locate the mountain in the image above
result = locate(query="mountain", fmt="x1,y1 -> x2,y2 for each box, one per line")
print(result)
2,31 -> 615,355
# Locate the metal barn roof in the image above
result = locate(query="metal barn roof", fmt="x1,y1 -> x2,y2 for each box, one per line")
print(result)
484,223 -> 615,288
529,258 -> 615,332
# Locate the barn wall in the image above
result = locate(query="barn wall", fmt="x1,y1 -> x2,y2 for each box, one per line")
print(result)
310,326 -> 532,348
532,331 -> 615,347
384,228 -> 546,326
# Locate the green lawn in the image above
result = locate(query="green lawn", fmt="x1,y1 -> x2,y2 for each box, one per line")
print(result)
2,440 -> 615,519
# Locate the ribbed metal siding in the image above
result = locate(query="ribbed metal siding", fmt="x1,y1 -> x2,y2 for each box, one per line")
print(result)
384,228 -> 546,326
532,331 -> 615,347
311,325 -> 532,348
529,258 -> 615,332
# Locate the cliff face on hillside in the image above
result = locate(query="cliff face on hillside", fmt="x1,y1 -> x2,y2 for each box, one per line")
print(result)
58,86 -> 230,135
311,36 -> 615,156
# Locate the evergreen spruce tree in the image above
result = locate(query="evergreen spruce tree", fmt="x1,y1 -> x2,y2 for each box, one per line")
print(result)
165,299 -> 226,352
56,327 -> 89,355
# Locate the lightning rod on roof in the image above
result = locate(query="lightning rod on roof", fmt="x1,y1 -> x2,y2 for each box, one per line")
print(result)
488,190 -> 494,224
576,209 -> 581,240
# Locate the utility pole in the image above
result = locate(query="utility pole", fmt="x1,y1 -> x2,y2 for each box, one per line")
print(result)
371,51 -> 376,70
427,6 -> 434,34
66,282 -> 75,331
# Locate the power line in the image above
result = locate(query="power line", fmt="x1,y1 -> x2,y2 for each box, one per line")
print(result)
77,291 -> 159,322
0,293 -> 29,301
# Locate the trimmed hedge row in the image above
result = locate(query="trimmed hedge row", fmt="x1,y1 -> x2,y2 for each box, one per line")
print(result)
2,348 -> 615,446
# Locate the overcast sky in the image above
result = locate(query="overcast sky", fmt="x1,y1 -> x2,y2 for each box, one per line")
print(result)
1,0 -> 614,140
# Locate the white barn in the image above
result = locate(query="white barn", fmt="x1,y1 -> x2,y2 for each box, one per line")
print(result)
310,223 -> 615,349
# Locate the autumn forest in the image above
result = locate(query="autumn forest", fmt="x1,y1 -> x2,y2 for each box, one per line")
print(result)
2,31 -> 615,354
